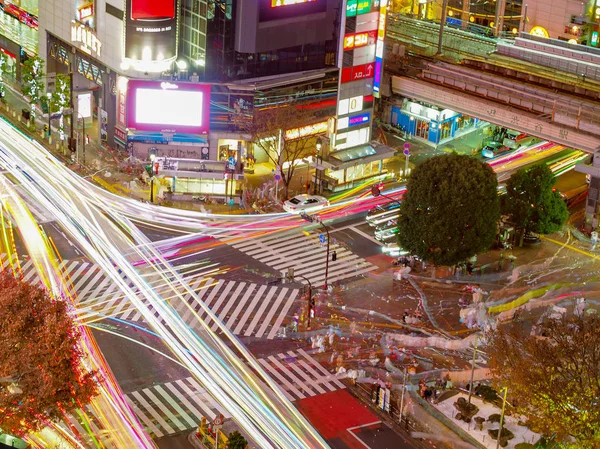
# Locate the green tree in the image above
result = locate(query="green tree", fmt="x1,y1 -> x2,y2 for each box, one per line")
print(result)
0,52 -> 8,103
486,313 -> 600,447
227,430 -> 248,449
502,164 -> 568,239
21,56 -> 44,123
0,271 -> 98,436
397,153 -> 500,266
49,74 -> 70,138
247,104 -> 323,200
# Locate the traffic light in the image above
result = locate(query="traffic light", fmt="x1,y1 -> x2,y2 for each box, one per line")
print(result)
371,184 -> 383,197
69,138 -> 77,152
332,251 -> 337,261
145,165 -> 153,177
286,268 -> 295,282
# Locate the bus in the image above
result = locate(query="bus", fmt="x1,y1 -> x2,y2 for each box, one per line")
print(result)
366,201 -> 401,227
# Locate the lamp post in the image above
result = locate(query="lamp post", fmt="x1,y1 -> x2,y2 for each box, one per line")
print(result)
496,387 -> 508,449
78,112 -> 86,165
468,336 -> 480,405
286,270 -> 314,329
300,212 -> 331,290
149,153 -> 156,203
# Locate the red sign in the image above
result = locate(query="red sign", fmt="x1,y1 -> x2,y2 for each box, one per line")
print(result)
341,62 -> 375,83
343,30 -> 376,50
131,0 -> 175,20
114,126 -> 128,143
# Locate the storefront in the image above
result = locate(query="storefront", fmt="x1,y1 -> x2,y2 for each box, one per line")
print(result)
390,100 -> 480,145
320,142 -> 396,192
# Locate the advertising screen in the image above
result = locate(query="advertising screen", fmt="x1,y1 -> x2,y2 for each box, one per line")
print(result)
131,0 -> 175,20
124,0 -> 177,62
260,0 -> 325,21
271,0 -> 316,6
126,81 -> 211,135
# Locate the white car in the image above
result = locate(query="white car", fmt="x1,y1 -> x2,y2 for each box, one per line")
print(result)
283,194 -> 329,213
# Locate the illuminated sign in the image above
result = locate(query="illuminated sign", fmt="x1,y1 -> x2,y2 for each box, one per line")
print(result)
346,0 -> 357,16
357,0 -> 371,14
343,31 -> 377,50
592,31 -> 599,47
78,4 -> 94,21
71,22 -> 102,57
341,62 -> 375,83
335,127 -> 370,150
124,0 -> 177,66
338,95 -> 364,116
271,0 -> 316,6
530,26 -> 549,38
127,80 -> 211,134
285,121 -> 328,140
78,93 -> 92,118
348,112 -> 371,127
373,0 -> 387,97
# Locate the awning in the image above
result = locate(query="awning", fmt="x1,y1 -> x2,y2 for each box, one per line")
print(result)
327,142 -> 396,170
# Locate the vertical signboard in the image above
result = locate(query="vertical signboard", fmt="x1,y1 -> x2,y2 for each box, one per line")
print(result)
373,0 -> 388,98
124,0 -> 177,64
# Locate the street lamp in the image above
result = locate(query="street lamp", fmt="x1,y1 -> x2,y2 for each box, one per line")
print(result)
496,386 -> 509,449
300,212 -> 331,290
78,112 -> 86,165
149,153 -> 156,203
285,269 -> 314,329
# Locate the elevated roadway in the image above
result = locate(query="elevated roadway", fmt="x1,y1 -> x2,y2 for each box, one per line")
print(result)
391,75 -> 600,153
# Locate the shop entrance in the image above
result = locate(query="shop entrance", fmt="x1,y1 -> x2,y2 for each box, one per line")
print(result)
415,119 -> 429,140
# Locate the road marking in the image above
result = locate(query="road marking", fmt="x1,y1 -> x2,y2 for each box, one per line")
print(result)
349,226 -> 384,246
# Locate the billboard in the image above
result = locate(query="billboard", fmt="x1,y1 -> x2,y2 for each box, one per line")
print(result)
126,81 -> 211,135
124,0 -> 177,63
260,0 -> 325,21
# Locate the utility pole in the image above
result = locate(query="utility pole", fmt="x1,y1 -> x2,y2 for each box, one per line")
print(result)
399,366 -> 408,425
436,0 -> 449,55
496,387 -> 508,449
468,336 -> 480,405
494,0 -> 506,37
69,68 -> 75,153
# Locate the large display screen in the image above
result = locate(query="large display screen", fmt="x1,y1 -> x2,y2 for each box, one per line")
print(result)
124,0 -> 177,62
131,0 -> 175,20
126,81 -> 211,135
260,0 -> 325,21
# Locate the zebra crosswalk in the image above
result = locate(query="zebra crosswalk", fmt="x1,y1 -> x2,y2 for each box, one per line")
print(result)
222,230 -> 377,286
65,351 -> 344,441
66,377 -> 230,440
1,255 -> 299,340
257,349 -> 346,402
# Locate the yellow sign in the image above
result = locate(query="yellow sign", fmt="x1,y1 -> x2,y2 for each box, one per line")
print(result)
530,26 -> 549,38
286,121 -> 328,140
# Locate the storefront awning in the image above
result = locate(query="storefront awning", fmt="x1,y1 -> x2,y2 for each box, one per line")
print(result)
327,142 -> 396,169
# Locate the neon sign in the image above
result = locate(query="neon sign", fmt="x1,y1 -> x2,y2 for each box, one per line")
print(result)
271,0 -> 317,6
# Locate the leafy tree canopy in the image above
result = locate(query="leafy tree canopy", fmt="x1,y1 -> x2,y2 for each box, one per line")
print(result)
486,313 -> 600,447
501,164 -> 568,235
0,271 -> 97,435
397,153 -> 500,266
227,430 -> 248,449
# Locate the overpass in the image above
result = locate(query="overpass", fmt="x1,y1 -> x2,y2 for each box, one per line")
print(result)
391,75 -> 600,153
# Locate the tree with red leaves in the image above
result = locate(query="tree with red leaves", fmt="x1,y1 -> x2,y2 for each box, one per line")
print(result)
0,270 -> 98,435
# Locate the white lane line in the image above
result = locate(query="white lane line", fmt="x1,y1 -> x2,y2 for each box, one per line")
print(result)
175,379 -> 216,420
268,355 -> 314,397
234,284 -> 266,334
257,358 -> 300,401
142,388 -> 186,431
244,286 -> 278,336
297,348 -> 346,389
281,352 -> 327,395
255,288 -> 292,338
130,391 -> 175,434
267,290 -> 298,340
164,382 -> 206,423
125,396 -> 165,438
202,280 -> 235,323
226,283 -> 256,331
154,385 -> 198,428
212,281 -> 245,331
202,279 -> 225,309
185,378 -> 231,418
350,226 -> 384,246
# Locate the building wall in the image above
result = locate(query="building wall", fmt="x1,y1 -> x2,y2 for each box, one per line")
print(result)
523,0 -> 586,41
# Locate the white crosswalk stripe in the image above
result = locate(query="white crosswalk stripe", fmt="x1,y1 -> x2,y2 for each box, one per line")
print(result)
223,231 -> 377,285
3,254 -> 299,339
256,350 -> 346,401
122,377 -> 228,438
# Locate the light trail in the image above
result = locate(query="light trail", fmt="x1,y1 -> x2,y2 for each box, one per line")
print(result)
0,118 -> 330,447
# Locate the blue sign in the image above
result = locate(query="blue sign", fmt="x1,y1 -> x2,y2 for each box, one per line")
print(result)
228,157 -> 236,169
348,112 -> 371,127
373,57 -> 383,96
319,234 -> 326,244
